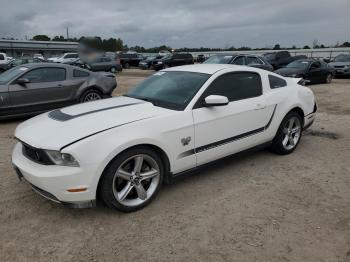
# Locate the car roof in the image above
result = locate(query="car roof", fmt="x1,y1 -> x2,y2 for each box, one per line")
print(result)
18,63 -> 74,69
163,64 -> 266,75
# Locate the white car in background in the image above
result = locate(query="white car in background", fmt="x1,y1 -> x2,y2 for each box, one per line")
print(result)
12,64 -> 316,212
47,53 -> 78,63
0,53 -> 11,64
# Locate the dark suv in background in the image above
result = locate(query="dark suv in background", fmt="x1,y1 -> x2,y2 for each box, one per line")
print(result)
263,51 -> 306,70
152,53 -> 194,70
203,54 -> 274,71
119,53 -> 144,69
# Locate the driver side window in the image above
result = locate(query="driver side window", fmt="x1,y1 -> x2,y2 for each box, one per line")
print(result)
22,68 -> 66,83
196,72 -> 262,107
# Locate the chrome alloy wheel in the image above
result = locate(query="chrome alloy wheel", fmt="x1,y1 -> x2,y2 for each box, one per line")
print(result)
282,116 -> 301,150
84,92 -> 102,102
112,154 -> 160,207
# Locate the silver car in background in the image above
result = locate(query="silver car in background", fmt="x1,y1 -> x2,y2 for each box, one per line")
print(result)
0,63 -> 117,119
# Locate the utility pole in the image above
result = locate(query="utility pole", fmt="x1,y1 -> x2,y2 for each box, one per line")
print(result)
66,27 -> 69,40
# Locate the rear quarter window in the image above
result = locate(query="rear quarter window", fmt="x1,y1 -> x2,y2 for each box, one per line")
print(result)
74,69 -> 90,77
268,75 -> 287,89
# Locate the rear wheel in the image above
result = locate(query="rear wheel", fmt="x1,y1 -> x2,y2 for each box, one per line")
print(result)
79,89 -> 102,103
270,112 -> 302,155
325,73 -> 333,84
100,147 -> 164,212
110,67 -> 117,73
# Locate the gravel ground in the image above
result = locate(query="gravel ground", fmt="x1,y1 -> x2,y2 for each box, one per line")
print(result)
0,70 -> 349,262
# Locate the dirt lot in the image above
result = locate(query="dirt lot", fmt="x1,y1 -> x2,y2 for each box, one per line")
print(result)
0,70 -> 349,262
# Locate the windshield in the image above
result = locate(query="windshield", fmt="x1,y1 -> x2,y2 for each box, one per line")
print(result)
126,71 -> 210,110
286,60 -> 310,69
0,66 -> 29,84
334,55 -> 350,62
203,55 -> 233,64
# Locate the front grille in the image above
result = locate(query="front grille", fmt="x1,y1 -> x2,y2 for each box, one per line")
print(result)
334,65 -> 345,69
22,143 -> 54,165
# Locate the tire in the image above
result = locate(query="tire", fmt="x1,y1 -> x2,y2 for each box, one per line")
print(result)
110,67 -> 117,73
124,62 -> 130,69
270,112 -> 303,155
79,89 -> 103,103
99,147 -> 164,212
325,73 -> 333,84
163,64 -> 169,69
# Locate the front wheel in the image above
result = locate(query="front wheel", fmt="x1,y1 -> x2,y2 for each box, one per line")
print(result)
99,147 -> 164,212
270,112 -> 302,155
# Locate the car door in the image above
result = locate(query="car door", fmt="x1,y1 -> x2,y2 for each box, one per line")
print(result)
307,61 -> 323,83
192,71 -> 274,166
9,67 -> 68,109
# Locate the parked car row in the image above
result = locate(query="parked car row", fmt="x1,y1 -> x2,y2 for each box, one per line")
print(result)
202,54 -> 274,71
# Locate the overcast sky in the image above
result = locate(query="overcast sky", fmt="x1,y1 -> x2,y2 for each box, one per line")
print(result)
0,0 -> 349,48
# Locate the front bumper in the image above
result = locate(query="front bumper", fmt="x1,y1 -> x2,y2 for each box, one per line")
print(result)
12,142 -> 97,208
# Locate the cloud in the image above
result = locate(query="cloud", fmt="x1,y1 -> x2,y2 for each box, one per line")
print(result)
0,0 -> 349,48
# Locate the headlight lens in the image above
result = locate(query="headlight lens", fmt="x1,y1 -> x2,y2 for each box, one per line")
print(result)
290,74 -> 297,77
157,61 -> 163,64
45,150 -> 80,167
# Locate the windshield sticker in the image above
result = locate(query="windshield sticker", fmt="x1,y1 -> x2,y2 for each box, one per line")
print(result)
19,67 -> 28,71
154,72 -> 166,76
301,62 -> 309,64
224,56 -> 233,59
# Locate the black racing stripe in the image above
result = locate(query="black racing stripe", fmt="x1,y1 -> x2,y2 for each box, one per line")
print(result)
196,127 -> 265,153
264,104 -> 277,129
49,102 -> 144,122
178,104 -> 277,159
177,149 -> 196,159
60,117 -> 153,150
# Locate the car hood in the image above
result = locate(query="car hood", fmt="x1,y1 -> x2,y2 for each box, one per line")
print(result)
328,62 -> 350,67
274,67 -> 305,76
15,96 -> 171,150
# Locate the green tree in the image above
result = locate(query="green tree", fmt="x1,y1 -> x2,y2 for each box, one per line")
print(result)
273,44 -> 281,50
32,35 -> 51,41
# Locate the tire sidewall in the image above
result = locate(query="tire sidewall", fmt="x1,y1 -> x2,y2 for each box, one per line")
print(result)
99,147 -> 164,212
271,112 -> 303,155
79,89 -> 102,103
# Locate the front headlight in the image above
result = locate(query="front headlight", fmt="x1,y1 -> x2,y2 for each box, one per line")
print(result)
157,61 -> 163,64
290,74 -> 297,77
45,150 -> 80,167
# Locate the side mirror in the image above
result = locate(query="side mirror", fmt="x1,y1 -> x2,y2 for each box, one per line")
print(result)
16,78 -> 30,85
204,95 -> 229,107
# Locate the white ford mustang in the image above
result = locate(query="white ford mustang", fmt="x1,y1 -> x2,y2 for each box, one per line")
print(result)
12,64 -> 316,212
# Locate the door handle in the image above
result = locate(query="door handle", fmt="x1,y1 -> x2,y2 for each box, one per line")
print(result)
58,84 -> 63,87
255,104 -> 266,110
